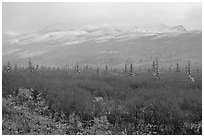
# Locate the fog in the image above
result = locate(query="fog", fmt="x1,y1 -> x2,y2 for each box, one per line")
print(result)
3,2 -> 202,33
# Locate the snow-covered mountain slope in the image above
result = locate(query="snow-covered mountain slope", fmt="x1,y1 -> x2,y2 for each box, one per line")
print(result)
2,23 -> 188,45
2,23 -> 201,68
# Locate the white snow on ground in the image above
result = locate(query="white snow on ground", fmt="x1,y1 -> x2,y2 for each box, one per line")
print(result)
145,33 -> 157,36
4,30 -> 88,45
17,50 -> 48,58
2,49 -> 20,55
16,50 -> 30,56
97,50 -> 119,54
65,40 -> 86,45
6,39 -> 20,44
94,35 -> 115,43
150,32 -> 187,40
107,50 -> 119,54
97,51 -> 106,54
34,30 -> 88,42
151,34 -> 168,39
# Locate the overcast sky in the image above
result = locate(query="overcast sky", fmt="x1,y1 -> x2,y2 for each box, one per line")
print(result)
2,2 -> 202,33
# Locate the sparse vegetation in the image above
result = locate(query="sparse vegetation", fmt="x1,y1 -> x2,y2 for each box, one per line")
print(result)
2,61 -> 202,135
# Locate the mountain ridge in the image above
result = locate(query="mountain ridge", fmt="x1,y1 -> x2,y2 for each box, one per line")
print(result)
2,23 -> 201,68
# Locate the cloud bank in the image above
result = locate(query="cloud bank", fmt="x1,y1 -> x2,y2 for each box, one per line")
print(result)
2,2 -> 202,33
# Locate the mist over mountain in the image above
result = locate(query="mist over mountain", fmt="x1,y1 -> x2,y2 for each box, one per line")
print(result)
2,23 -> 201,69
38,23 -> 187,34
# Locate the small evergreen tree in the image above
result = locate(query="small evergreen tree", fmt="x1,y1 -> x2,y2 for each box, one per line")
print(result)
124,64 -> 127,73
155,58 -> 159,79
130,63 -> 133,73
105,65 -> 108,71
75,62 -> 79,73
186,60 -> 191,75
176,62 -> 180,73
97,67 -> 99,75
28,58 -> 33,72
152,61 -> 155,73
36,65 -> 39,72
6,61 -> 12,72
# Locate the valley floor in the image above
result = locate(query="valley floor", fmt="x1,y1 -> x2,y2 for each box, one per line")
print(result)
2,67 -> 202,135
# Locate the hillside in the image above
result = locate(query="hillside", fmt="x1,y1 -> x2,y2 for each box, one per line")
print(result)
2,23 -> 202,68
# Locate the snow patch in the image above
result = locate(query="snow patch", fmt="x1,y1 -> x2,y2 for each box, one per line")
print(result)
97,50 -> 119,54
16,50 -> 30,55
3,49 -> 20,55
107,50 -> 119,54
97,51 -> 106,54
65,40 -> 85,45
17,50 -> 48,58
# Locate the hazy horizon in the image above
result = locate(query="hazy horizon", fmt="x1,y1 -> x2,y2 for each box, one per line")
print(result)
3,2 -> 202,33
